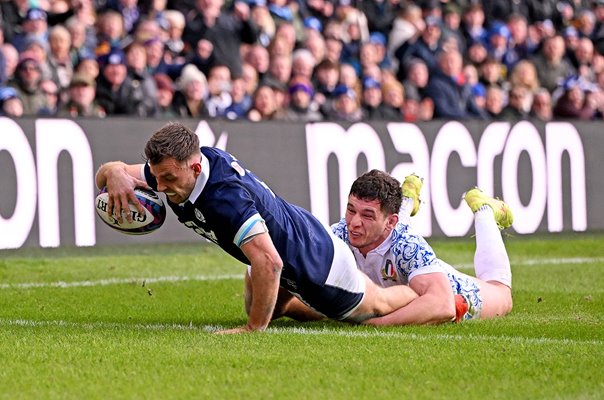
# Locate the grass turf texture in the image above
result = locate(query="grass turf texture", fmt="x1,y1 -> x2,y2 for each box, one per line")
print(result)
0,234 -> 602,399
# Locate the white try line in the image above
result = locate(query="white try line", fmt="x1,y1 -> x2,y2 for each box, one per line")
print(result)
0,274 -> 244,290
1,256 -> 603,290
1,319 -> 602,347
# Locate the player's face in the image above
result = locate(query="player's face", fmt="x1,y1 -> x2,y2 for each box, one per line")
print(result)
149,156 -> 201,204
345,195 -> 397,256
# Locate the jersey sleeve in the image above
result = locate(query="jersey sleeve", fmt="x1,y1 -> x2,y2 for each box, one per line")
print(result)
330,218 -> 349,243
391,224 -> 446,281
207,180 -> 267,247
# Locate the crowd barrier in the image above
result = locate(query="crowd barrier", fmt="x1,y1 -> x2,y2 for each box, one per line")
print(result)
0,117 -> 601,249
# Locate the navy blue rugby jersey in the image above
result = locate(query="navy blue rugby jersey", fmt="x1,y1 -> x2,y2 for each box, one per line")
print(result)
143,147 -> 334,289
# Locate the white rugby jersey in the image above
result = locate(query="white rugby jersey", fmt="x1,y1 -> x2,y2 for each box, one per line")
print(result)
331,219 -> 482,319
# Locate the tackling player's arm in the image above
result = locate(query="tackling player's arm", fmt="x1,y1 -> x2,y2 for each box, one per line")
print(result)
95,161 -> 150,223
218,232 -> 283,334
365,272 -> 456,325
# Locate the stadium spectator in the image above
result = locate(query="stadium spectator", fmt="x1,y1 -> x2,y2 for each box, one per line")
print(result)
576,9 -> 597,39
182,0 -> 259,77
74,55 -> 100,81
531,35 -> 575,93
478,56 -> 505,88
48,24 -> 74,91
324,36 -> 343,64
291,48 -> 315,80
241,62 -> 259,98
381,78 -> 404,117
499,85 -> 530,120
124,42 -> 158,116
508,59 -> 541,95
205,64 -> 233,118
553,75 -> 599,119
278,77 -> 323,122
339,8 -> 370,73
153,73 -> 178,117
394,14 -> 442,79
22,36 -> 53,81
38,78 -> 60,115
424,48 -> 488,120
266,0 -> 303,39
506,14 -> 534,67
12,7 -> 49,53
338,63 -> 361,97
224,76 -> 252,120
59,73 -> 106,117
328,84 -> 363,122
471,83 -> 487,112
1,44 -> 19,84
9,57 -> 48,115
95,48 -> 146,115
361,76 -> 400,120
441,3 -> 465,53
302,29 -> 326,65
264,54 -> 292,87
359,0 -> 399,39
172,63 -> 209,118
485,84 -> 505,118
95,10 -> 126,56
0,86 -> 23,117
571,37 -> 597,82
461,4 -> 488,50
486,21 -> 513,69
105,0 -> 143,35
530,87 -> 553,121
272,22 -> 297,55
387,3 -> 424,71
65,17 -> 97,67
247,83 -> 282,121
402,58 -> 429,104
244,43 -> 270,81
163,9 -> 186,59
250,2 -> 275,48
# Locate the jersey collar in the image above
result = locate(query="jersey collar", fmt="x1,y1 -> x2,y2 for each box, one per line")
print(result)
182,153 -> 210,205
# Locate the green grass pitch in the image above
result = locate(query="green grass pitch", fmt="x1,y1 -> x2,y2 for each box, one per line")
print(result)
0,233 -> 602,399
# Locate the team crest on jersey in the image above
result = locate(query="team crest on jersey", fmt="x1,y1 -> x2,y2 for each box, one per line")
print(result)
194,209 -> 206,223
231,161 -> 246,177
381,260 -> 397,282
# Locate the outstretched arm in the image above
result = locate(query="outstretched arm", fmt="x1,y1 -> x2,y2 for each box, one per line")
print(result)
364,272 -> 456,325
217,232 -> 283,334
95,161 -> 150,223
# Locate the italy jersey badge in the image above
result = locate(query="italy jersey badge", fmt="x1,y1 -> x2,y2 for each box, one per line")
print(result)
381,260 -> 397,282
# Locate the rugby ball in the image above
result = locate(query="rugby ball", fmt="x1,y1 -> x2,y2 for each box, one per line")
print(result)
95,187 -> 166,235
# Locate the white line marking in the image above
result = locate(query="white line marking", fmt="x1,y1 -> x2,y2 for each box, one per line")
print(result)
1,319 -> 602,346
453,257 -> 604,270
0,274 -> 244,290
1,256 -> 603,290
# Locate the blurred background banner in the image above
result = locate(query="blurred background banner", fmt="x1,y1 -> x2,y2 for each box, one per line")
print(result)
1,117 -> 601,249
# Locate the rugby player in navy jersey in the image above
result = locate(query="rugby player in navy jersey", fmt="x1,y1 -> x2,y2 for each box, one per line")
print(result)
95,122 -> 418,334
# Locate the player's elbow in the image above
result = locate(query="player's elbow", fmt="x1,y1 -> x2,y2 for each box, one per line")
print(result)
432,297 -> 457,323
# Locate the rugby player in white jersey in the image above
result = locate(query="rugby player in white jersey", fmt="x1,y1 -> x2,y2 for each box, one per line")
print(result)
95,122 -> 418,334
331,170 -> 514,324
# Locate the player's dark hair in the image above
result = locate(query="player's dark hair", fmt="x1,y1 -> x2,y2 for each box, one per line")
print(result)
349,170 -> 402,215
145,122 -> 200,164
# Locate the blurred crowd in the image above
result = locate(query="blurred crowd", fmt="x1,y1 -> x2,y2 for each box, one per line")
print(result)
1,0 -> 604,121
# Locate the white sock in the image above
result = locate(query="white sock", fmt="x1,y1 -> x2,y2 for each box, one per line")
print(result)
398,197 -> 414,226
473,205 -> 512,287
